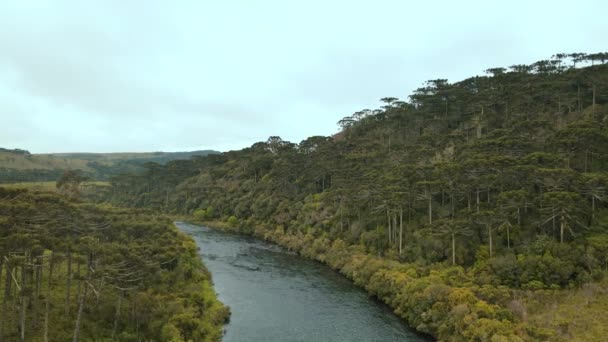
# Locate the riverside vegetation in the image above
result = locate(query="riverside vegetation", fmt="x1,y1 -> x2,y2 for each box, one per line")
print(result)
0,187 -> 229,341
99,53 -> 608,340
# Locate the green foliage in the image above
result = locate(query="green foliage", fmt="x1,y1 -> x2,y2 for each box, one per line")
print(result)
0,187 -> 228,341
227,215 -> 238,227
100,53 -> 608,340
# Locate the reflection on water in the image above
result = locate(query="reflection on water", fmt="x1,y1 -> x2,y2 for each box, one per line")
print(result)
177,222 -> 427,342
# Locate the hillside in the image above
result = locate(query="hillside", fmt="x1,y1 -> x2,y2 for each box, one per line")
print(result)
101,53 -> 608,340
0,149 -> 219,183
0,187 -> 229,341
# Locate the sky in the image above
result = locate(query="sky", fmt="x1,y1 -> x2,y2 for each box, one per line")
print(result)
0,0 -> 607,153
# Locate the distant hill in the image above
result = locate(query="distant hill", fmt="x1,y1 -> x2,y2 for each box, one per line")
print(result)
0,149 -> 219,183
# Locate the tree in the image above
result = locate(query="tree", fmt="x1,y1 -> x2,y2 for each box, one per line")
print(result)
473,210 -> 501,257
541,192 -> 587,243
432,219 -> 472,265
497,190 -> 529,226
581,173 -> 607,225
56,170 -> 89,198
416,181 -> 440,225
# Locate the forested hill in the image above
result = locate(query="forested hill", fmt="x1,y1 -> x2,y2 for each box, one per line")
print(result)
106,53 -> 608,340
0,149 -> 218,183
0,187 -> 229,341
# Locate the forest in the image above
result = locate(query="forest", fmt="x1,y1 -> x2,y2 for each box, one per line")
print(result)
102,53 -> 608,340
0,187 -> 229,341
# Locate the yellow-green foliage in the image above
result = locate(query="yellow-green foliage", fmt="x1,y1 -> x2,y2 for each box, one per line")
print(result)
202,216 -> 608,341
525,280 -> 608,341
0,188 -> 228,341
202,218 -> 537,341
101,56 -> 608,341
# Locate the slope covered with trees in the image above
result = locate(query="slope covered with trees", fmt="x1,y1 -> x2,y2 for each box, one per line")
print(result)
0,187 -> 229,341
105,53 -> 608,340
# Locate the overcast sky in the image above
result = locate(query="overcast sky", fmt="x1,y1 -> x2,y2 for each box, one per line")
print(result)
1,1 -> 606,153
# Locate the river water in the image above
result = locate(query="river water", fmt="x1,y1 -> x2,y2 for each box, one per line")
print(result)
177,222 -> 427,342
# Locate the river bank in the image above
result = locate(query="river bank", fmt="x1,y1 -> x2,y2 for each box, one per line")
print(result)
178,222 -> 427,341
185,218 -> 555,341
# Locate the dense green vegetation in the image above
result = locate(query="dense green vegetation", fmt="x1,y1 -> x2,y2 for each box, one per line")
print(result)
0,149 -> 218,183
103,53 -> 608,340
0,187 -> 229,341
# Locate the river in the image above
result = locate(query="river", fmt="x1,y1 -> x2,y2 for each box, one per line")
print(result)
177,222 -> 427,342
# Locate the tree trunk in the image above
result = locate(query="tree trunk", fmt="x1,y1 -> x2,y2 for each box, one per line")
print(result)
0,261 -> 9,342
592,195 -> 596,225
393,215 -> 397,246
428,197 -> 432,225
95,278 -> 104,308
593,85 -> 596,114
517,207 -> 521,225
387,208 -> 391,245
507,226 -> 511,249
44,251 -> 54,342
450,193 -> 455,217
476,188 -> 480,213
19,295 -> 26,342
19,257 -> 27,342
111,292 -> 123,340
43,296 -> 50,342
33,257 -> 43,329
73,254 -> 92,342
48,251 -> 54,289
451,232 -> 456,265
560,214 -> 565,243
72,282 -> 88,342
66,249 -> 72,315
76,261 -> 81,310
339,205 -> 344,233
399,209 -> 403,255
488,225 -> 493,258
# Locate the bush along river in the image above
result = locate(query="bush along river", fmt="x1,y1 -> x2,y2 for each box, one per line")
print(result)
177,222 -> 427,342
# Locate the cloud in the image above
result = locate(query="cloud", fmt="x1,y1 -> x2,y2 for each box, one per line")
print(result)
0,0 -> 606,153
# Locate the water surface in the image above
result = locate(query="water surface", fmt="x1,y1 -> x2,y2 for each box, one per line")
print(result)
177,222 -> 426,342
